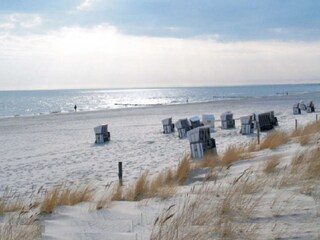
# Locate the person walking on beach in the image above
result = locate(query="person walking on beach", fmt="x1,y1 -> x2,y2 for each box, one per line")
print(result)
74,105 -> 77,112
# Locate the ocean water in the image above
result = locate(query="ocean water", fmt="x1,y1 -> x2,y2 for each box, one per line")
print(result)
0,84 -> 319,118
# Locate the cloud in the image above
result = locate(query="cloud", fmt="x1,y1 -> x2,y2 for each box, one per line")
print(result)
0,23 -> 15,30
0,13 -> 42,31
0,24 -> 319,90
76,0 -> 96,11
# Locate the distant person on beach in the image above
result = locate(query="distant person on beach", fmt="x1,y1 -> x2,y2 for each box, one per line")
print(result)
186,98 -> 189,103
74,105 -> 77,112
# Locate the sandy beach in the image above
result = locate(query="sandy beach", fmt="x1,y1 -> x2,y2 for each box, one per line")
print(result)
0,92 -> 319,196
0,91 -> 319,239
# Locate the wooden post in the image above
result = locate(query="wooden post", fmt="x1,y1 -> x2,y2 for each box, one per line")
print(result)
118,162 -> 123,186
295,119 -> 298,130
316,114 -> 318,122
256,121 -> 260,145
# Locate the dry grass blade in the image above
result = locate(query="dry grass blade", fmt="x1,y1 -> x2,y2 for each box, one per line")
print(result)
260,131 -> 289,150
40,184 -> 93,214
247,140 -> 258,153
111,182 -> 123,201
133,170 -> 149,201
0,198 -> 25,214
151,171 -> 264,240
305,149 -> 320,181
263,155 -> 282,174
176,155 -> 191,185
204,169 -> 218,182
40,186 -> 60,214
220,145 -> 247,167
0,215 -> 42,240
148,171 -> 176,199
281,148 -> 320,191
291,121 -> 320,138
95,190 -> 112,210
298,135 -> 311,146
69,185 -> 92,205
197,153 -> 220,168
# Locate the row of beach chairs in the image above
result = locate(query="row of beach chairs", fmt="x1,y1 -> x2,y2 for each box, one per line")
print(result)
163,111 -> 278,137
293,100 -> 315,115
93,99 -> 316,160
162,111 -> 278,158
92,110 -> 278,147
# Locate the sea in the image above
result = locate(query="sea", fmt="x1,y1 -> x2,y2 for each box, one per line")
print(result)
0,84 -> 320,118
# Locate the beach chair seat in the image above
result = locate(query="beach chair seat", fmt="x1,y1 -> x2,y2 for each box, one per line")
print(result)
293,103 -> 301,115
187,127 -> 217,158
240,115 -> 254,135
299,101 -> 307,111
257,113 -> 274,131
162,117 -> 175,134
202,114 -> 215,129
176,118 -> 191,138
306,101 -> 315,113
268,111 -> 278,126
189,116 -> 203,129
94,125 -> 110,144
221,111 -> 235,129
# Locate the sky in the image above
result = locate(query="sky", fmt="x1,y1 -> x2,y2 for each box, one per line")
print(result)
0,0 -> 319,90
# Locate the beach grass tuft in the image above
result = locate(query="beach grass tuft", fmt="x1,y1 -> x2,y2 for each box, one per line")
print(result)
260,131 -> 289,150
263,155 -> 282,174
220,144 -> 248,167
132,170 -> 149,201
40,184 -> 93,214
175,154 -> 191,185
0,215 -> 42,240
0,197 -> 25,215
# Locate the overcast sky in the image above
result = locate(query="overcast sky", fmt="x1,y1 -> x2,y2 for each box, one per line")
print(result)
0,0 -> 319,90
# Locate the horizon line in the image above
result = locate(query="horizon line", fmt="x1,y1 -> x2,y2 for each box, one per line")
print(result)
1,82 -> 319,92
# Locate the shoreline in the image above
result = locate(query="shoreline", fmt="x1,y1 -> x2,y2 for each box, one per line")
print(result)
1,89 -> 319,120
0,88 -> 320,120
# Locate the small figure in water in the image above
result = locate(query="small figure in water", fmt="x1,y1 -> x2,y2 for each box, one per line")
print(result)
186,98 -> 189,103
74,105 -> 77,112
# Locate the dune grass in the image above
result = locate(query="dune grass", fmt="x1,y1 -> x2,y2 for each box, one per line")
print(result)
0,215 -> 42,240
290,121 -> 320,146
121,156 -> 190,201
196,144 -> 251,170
263,155 -> 282,174
304,149 -> 320,181
292,149 -> 320,180
259,131 -> 289,150
95,190 -> 112,210
176,155 -> 191,185
40,184 -> 93,214
247,140 -> 258,153
0,197 -> 25,215
220,145 -> 249,167
151,172 -> 263,240
291,121 -> 320,138
148,171 -> 176,199
111,182 -> 123,201
197,153 -> 221,169
151,140 -> 320,239
117,155 -> 191,201
124,170 -> 150,201
204,169 -> 218,182
280,148 -> 320,195
298,135 -> 311,146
